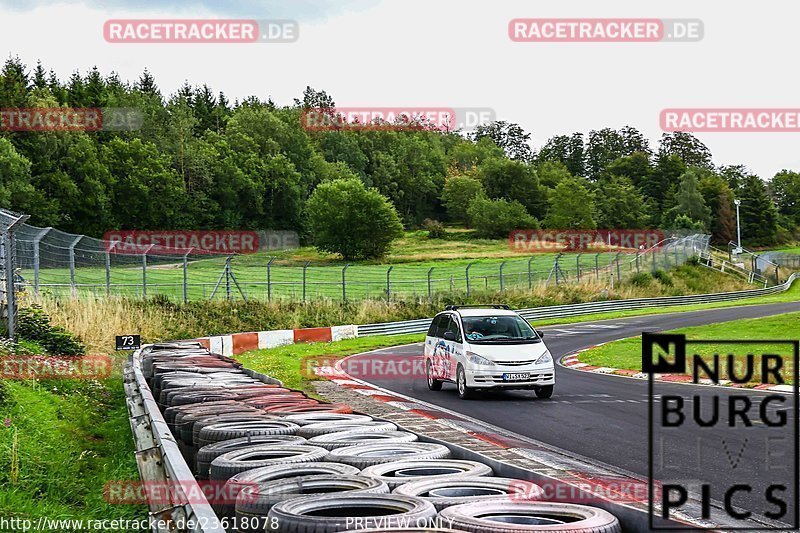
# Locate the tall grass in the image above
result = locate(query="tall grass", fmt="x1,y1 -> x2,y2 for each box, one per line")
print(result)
37,265 -> 750,355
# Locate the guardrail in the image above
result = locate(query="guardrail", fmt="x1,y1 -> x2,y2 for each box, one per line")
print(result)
123,344 -> 226,533
357,273 -> 798,336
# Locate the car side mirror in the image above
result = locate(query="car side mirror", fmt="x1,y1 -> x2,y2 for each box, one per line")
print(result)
444,331 -> 456,341
536,330 -> 544,339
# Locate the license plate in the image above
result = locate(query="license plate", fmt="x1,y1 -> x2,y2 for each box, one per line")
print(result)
502,373 -> 530,381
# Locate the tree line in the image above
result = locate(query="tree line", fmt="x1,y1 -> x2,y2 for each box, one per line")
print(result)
0,57 -> 796,257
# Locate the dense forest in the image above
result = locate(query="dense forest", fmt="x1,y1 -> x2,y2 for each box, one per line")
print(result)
0,57 -> 796,248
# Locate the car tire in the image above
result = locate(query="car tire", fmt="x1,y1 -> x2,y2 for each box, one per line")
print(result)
427,360 -> 443,391
216,462 -> 360,519
439,501 -> 621,533
297,421 -> 397,439
456,365 -> 474,400
209,444 -> 329,481
393,476 -> 541,511
266,494 -> 437,533
195,435 -> 307,478
235,475 -> 389,532
308,430 -> 418,451
360,459 -> 493,489
327,442 -> 451,469
535,385 -> 554,399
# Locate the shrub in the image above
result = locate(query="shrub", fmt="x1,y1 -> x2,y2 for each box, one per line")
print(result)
467,193 -> 539,239
441,175 -> 483,225
628,273 -> 652,287
306,178 -> 404,260
652,269 -> 673,286
422,219 -> 446,239
17,305 -> 85,356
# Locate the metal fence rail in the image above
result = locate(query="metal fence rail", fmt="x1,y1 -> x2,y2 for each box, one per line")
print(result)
0,208 -> 713,304
357,273 -> 798,336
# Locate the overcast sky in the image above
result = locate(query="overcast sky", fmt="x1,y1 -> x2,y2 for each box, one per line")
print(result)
1,0 -> 798,180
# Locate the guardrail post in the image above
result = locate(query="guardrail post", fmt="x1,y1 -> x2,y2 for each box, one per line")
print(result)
106,241 -> 116,297
576,253 -> 582,282
68,235 -> 83,297
386,266 -> 393,303
32,227 -> 50,300
466,262 -> 473,297
527,257 -> 534,289
499,261 -> 506,291
302,261 -> 310,302
266,257 -> 274,302
427,267 -> 434,299
342,263 -> 349,302
182,249 -> 191,303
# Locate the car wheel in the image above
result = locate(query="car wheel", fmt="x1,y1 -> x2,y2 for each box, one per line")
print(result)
535,385 -> 554,399
427,360 -> 443,391
456,366 -> 473,400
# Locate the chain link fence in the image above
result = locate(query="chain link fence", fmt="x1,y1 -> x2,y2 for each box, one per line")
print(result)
0,208 -> 713,314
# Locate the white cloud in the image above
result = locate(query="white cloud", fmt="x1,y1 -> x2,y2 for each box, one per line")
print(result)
1,0 -> 799,179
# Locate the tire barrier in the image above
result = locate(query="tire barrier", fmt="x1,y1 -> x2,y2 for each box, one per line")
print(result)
126,341 -> 627,533
360,460 -> 494,490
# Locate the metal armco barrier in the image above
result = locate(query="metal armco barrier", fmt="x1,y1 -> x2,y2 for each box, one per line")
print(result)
123,344 -> 226,533
357,273 -> 798,336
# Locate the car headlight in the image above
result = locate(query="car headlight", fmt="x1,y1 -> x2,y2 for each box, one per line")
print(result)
535,350 -> 552,364
466,351 -> 494,366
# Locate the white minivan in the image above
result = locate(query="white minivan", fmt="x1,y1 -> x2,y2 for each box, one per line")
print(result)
423,305 -> 555,400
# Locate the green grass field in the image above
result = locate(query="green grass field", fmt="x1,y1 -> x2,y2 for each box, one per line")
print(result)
30,229 -> 674,301
580,312 -> 800,384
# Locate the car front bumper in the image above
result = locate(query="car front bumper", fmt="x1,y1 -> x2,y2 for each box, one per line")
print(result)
465,364 -> 555,389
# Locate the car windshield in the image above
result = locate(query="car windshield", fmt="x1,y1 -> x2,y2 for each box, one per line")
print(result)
461,315 -> 540,344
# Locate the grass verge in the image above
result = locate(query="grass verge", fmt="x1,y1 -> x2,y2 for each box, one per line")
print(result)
0,376 -> 145,523
234,333 -> 423,393
579,312 -> 800,385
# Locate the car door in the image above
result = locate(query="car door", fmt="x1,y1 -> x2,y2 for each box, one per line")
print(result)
429,314 -> 452,380
437,314 -> 463,381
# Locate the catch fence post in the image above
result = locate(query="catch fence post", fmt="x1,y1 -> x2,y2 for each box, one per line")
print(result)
68,235 -> 83,298
225,255 -> 233,301
527,257 -> 534,289
142,244 -> 154,298
465,263 -> 474,298
106,242 -> 116,297
427,267 -> 434,299
386,266 -> 393,303
595,253 -> 600,280
266,257 -> 274,302
554,253 -> 562,285
33,227 -> 50,300
576,254 -> 582,282
615,252 -> 621,282
302,261 -> 310,302
342,264 -> 350,302
499,261 -> 506,291
183,249 -> 192,303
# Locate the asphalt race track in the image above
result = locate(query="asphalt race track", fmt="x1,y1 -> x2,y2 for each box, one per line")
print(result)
350,301 -> 800,520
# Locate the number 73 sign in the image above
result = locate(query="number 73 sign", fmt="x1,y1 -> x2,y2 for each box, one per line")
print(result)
116,335 -> 141,351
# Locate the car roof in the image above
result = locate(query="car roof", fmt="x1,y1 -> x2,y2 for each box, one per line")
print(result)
440,308 -> 518,317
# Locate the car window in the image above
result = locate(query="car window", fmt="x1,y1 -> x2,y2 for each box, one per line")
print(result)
428,315 -> 447,337
461,315 -> 539,344
445,316 -> 462,342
